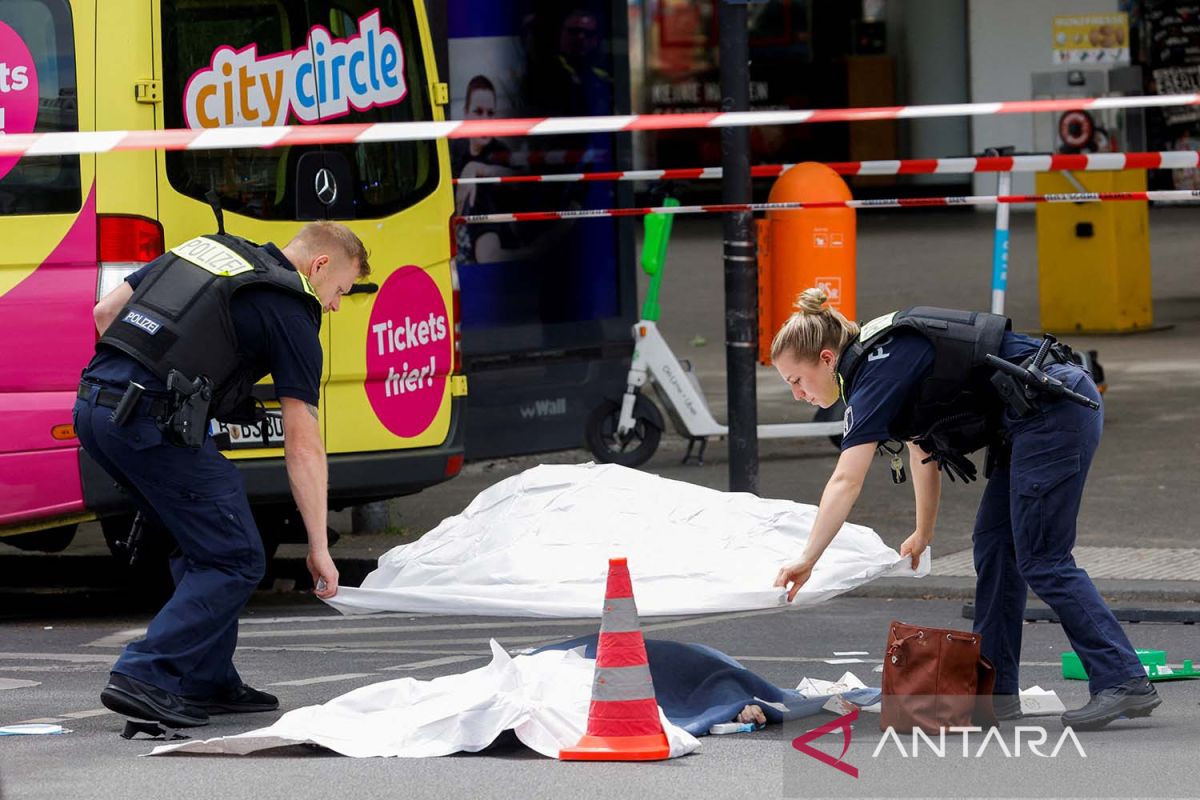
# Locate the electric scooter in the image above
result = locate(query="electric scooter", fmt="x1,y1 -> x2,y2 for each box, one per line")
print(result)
585,199 -> 844,468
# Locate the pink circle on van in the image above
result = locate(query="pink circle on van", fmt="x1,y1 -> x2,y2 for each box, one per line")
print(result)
0,21 -> 39,182
365,265 -> 452,438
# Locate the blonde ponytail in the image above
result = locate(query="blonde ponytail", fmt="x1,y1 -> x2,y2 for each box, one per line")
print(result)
769,287 -> 860,364
795,287 -> 832,315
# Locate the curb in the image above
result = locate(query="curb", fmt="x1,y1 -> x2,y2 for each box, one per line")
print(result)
847,576 -> 1200,604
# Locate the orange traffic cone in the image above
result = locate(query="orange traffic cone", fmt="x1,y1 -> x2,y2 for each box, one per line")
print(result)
560,557 -> 671,762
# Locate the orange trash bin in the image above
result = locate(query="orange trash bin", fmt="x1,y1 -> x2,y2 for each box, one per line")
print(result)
757,163 -> 857,364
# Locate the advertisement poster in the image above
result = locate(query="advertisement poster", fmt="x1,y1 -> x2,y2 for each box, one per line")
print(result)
1142,2 -> 1200,188
1052,13 -> 1130,65
640,0 -> 815,169
446,1 -> 620,335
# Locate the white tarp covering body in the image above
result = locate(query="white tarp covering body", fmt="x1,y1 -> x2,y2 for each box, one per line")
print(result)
327,463 -> 927,617
150,641 -> 700,759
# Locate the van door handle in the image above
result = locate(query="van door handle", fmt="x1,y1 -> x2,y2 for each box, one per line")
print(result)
347,282 -> 379,296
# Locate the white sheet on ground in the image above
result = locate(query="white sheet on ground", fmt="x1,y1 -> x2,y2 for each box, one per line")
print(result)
148,641 -> 699,759
327,463 -> 928,618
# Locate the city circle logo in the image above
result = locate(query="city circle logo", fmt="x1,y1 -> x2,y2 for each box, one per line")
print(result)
182,8 -> 407,128
365,266 -> 451,438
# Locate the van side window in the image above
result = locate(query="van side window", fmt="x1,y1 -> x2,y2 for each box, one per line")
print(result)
0,0 -> 82,216
161,0 -> 439,221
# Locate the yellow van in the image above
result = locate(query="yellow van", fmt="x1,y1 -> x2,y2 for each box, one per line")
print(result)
0,0 -> 466,558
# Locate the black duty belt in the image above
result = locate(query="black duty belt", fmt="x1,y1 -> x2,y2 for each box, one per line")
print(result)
78,382 -> 172,418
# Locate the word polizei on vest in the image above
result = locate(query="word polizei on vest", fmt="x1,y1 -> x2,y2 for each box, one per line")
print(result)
371,312 -> 448,398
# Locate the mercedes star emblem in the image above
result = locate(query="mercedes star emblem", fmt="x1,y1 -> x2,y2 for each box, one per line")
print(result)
314,168 -> 338,206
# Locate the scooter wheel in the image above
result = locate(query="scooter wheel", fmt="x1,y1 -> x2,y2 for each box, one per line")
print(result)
585,396 -> 662,468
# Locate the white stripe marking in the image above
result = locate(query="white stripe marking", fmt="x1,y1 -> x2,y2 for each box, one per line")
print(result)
239,612 -> 434,626
1089,93 -> 1200,110
234,618 -> 612,639
1159,151 -> 1200,169
529,115 -> 636,134
0,679 -> 41,691
59,709 -> 113,720
239,645 -> 487,655
381,655 -> 486,672
730,655 -> 1064,668
1011,155 -> 1054,172
356,121 -> 460,142
266,672 -> 377,687
710,110 -> 815,127
0,653 -> 114,663
188,126 -> 288,150
934,157 -> 979,173
25,131 -> 126,155
856,160 -> 902,175
85,628 -> 147,648
1084,153 -> 1128,171
239,634 -> 570,651
898,102 -> 1002,119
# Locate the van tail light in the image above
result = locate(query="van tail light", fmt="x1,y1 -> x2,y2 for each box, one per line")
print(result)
96,215 -> 164,301
444,453 -> 464,478
449,215 -> 462,375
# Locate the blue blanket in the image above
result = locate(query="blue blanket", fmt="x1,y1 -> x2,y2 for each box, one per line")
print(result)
537,636 -> 880,736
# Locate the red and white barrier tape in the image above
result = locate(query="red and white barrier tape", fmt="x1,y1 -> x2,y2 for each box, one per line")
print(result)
454,151 -> 1200,185
457,189 -> 1200,224
3,94 -> 1200,158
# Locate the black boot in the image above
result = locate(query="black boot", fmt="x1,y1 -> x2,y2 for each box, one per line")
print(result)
200,683 -> 280,715
100,672 -> 209,728
1060,677 -> 1160,731
992,694 -> 1023,721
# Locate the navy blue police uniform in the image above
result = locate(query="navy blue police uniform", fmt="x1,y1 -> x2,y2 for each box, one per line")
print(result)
73,241 -> 321,712
839,323 -> 1145,699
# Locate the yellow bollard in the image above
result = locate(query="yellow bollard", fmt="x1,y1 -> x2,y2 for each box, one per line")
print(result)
1034,169 -> 1152,333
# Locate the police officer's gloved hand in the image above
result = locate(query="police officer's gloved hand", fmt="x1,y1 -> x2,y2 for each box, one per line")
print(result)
921,451 -> 978,483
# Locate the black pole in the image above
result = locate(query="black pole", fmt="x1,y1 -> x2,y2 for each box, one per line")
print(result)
719,0 -> 758,494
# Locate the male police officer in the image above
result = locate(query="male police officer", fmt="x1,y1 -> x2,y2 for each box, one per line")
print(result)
74,221 -> 368,729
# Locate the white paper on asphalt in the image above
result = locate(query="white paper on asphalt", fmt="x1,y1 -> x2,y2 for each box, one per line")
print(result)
796,671 -> 880,714
326,463 -> 929,617
149,641 -> 700,759
1019,686 -> 1067,716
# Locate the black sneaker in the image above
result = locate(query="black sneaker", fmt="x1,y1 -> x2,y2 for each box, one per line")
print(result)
201,683 -> 279,715
1061,677 -> 1161,731
992,694 -> 1023,721
100,672 -> 209,728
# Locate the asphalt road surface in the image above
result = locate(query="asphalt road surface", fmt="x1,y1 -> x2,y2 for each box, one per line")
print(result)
2,596 -> 1197,800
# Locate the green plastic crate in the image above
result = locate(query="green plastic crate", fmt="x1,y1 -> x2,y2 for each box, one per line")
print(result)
1062,649 -> 1200,681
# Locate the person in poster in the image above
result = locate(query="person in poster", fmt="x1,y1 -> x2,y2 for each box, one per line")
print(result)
447,0 -> 618,326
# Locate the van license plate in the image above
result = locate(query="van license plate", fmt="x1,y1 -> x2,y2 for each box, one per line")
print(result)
209,410 -> 285,449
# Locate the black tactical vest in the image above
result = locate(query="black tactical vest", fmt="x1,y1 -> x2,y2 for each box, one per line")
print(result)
98,234 -> 322,420
836,307 -> 1011,458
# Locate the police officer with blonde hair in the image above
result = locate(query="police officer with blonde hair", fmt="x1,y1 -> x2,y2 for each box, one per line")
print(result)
770,287 -> 1160,731
75,220 -> 368,730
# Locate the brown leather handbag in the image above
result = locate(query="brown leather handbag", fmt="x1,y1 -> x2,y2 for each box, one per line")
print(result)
880,620 -> 998,733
